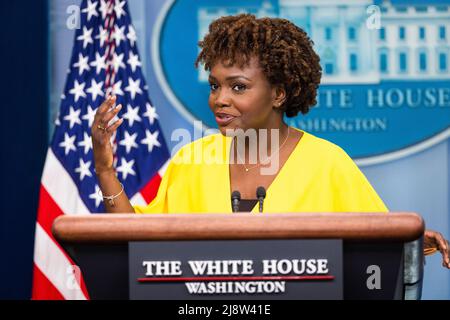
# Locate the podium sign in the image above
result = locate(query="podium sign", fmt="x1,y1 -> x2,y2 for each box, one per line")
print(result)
129,239 -> 343,300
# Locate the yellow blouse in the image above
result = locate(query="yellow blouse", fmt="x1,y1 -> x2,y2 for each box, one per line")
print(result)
134,129 -> 388,214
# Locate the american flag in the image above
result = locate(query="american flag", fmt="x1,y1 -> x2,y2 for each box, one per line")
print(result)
32,0 -> 170,299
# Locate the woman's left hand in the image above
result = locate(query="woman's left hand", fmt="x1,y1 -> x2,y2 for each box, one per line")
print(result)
424,229 -> 450,269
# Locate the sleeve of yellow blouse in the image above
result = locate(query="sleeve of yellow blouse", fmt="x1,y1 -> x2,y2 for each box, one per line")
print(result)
331,146 -> 389,213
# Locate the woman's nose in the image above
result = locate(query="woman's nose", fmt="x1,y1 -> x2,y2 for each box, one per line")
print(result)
214,88 -> 231,108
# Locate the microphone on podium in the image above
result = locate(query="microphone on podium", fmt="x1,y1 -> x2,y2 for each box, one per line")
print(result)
256,186 -> 266,213
231,190 -> 241,213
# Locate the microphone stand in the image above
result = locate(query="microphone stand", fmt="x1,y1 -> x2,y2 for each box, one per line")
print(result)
231,191 -> 241,213
256,186 -> 266,213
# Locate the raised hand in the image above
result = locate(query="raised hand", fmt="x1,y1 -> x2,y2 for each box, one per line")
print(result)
91,95 -> 124,173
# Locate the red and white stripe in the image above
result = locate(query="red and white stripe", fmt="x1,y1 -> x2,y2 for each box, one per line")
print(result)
32,149 -> 90,300
104,0 -> 117,93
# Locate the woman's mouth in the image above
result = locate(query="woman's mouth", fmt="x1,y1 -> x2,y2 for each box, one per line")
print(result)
215,113 -> 237,126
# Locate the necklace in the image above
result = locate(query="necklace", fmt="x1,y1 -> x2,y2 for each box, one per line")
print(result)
234,126 -> 291,172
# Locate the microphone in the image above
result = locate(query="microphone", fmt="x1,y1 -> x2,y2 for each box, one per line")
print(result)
256,186 -> 266,213
231,191 -> 241,213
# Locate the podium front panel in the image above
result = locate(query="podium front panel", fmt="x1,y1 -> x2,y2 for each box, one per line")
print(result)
129,239 -> 343,300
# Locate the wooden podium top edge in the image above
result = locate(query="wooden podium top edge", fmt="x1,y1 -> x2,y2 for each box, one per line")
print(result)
52,212 -> 425,243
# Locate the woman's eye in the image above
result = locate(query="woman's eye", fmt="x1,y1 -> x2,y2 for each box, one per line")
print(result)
209,83 -> 218,91
232,84 -> 246,92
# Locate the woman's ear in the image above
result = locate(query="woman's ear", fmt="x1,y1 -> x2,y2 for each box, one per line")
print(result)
272,86 -> 286,110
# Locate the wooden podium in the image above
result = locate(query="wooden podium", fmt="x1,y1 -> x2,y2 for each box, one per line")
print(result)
53,212 -> 424,300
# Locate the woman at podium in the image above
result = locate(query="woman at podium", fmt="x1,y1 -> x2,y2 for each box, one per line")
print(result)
90,14 -> 449,268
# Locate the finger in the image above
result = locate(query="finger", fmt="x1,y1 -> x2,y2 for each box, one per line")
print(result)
106,118 -> 124,133
96,95 -> 117,118
430,231 -> 439,247
100,104 -> 122,126
442,252 -> 450,268
435,233 -> 446,253
442,239 -> 450,266
443,253 -> 450,269
445,259 -> 450,269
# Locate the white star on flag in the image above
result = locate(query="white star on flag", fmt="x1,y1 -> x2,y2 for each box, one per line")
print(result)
90,52 -> 107,74
69,80 -> 87,102
116,158 -> 136,180
127,51 -> 142,72
95,26 -> 108,47
141,129 -> 161,152
63,106 -> 82,129
127,25 -> 137,47
111,80 -> 124,96
77,26 -> 94,49
125,77 -> 143,100
113,25 -> 126,47
73,53 -> 90,76
143,103 -> 159,125
98,0 -> 109,20
55,114 -> 61,126
114,0 -> 127,19
82,0 -> 99,21
59,133 -> 77,155
78,132 -> 93,154
82,105 -> 97,127
75,158 -> 93,181
123,104 -> 142,126
86,79 -> 104,101
119,131 -> 139,153
113,52 -> 126,73
89,185 -> 104,208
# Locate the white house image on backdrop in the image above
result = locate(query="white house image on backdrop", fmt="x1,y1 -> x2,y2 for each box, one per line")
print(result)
197,0 -> 450,84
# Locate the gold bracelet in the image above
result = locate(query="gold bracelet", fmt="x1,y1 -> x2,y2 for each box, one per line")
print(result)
99,183 -> 124,207
94,167 -> 116,175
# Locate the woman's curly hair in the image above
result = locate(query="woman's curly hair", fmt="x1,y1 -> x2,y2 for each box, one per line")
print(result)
195,14 -> 322,117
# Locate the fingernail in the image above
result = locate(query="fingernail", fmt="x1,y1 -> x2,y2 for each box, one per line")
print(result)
116,104 -> 122,109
